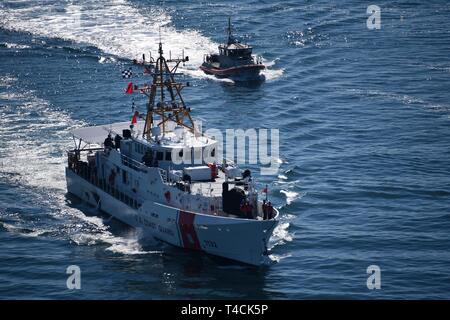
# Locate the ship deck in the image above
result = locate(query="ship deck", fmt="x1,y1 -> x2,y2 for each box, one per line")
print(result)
189,171 -> 227,198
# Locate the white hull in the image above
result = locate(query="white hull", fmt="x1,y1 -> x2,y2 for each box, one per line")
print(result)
66,168 -> 278,265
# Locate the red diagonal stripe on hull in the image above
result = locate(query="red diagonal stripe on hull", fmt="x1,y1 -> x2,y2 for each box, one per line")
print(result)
178,210 -> 201,250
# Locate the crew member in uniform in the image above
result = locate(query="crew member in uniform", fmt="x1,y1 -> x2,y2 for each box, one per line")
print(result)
114,134 -> 122,150
104,133 -> 115,150
142,150 -> 153,166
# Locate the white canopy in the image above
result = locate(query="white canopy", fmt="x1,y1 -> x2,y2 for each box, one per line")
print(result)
71,121 -> 145,145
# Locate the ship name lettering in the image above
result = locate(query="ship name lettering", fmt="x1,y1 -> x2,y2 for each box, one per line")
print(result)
158,225 -> 174,236
204,240 -> 218,248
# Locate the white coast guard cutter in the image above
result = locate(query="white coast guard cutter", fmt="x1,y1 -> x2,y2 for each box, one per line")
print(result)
66,42 -> 279,265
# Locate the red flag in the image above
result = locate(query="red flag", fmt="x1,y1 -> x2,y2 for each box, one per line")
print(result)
131,111 -> 138,125
262,185 -> 268,201
125,82 -> 133,94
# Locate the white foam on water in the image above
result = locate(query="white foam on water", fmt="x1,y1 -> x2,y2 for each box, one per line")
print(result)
271,222 -> 293,245
0,0 -> 214,77
106,239 -> 162,255
24,229 -> 49,237
188,68 -> 235,84
0,88 -> 83,191
0,221 -> 23,233
60,198 -> 161,255
98,56 -> 117,64
347,88 -> 450,116
261,58 -> 284,81
268,212 -> 296,251
268,253 -> 292,263
0,75 -> 18,89
262,68 -> 284,81
0,220 -> 52,238
70,213 -> 162,255
64,209 -> 161,255
0,0 -> 282,81
274,178 -> 301,189
0,82 -> 160,257
0,92 -> 23,100
1,42 -> 31,49
280,190 -> 300,205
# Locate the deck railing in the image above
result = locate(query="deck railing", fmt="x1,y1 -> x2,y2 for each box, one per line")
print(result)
68,150 -> 144,210
120,152 -> 148,173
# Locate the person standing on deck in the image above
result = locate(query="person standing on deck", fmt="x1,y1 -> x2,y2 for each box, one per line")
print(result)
104,133 -> 114,150
114,134 -> 122,150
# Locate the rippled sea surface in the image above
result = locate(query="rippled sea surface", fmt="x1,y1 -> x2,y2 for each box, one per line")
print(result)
1,0 -> 450,299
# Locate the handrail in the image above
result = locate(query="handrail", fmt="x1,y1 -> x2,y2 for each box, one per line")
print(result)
68,147 -> 103,154
119,152 -> 148,173
69,166 -> 145,210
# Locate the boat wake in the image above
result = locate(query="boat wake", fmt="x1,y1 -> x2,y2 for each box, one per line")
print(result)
69,217 -> 162,255
266,217 -> 294,263
261,59 -> 284,81
0,42 -> 31,50
0,221 -> 52,238
347,88 -> 450,116
0,76 -> 161,257
0,0 -> 282,81
0,76 -> 77,190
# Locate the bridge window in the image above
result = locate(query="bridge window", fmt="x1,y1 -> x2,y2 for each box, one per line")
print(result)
134,143 -> 145,154
166,151 -> 172,161
156,151 -> 164,161
122,170 -> 128,184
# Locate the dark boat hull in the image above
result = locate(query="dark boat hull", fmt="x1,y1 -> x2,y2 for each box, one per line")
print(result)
200,64 -> 265,81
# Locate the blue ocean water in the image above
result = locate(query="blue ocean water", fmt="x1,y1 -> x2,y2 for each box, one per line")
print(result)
1,0 -> 450,299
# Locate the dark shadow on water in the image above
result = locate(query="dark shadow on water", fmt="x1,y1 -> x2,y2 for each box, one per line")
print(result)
224,76 -> 266,89
113,248 -> 276,299
218,79 -> 268,108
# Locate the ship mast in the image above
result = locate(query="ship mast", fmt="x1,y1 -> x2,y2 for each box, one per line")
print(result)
227,16 -> 233,45
140,41 -> 193,141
